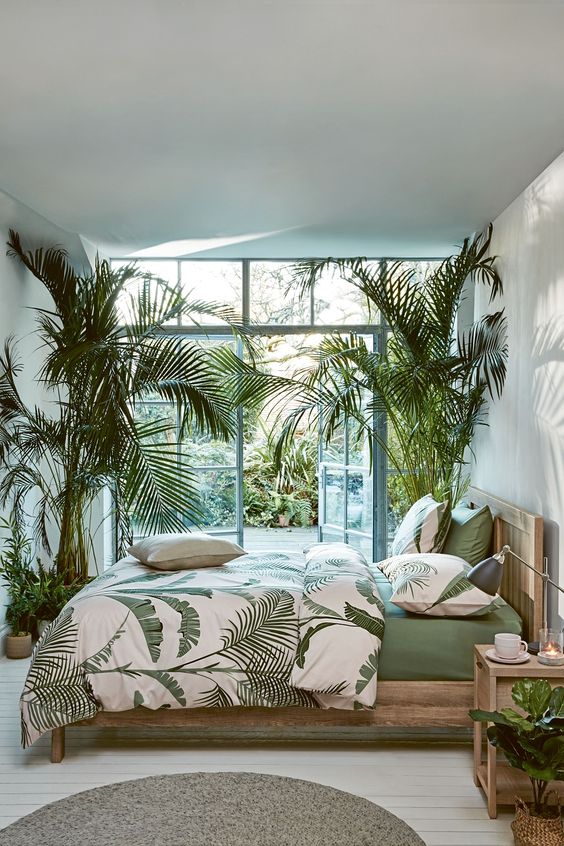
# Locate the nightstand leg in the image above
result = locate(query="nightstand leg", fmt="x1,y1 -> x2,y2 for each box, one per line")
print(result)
486,740 -> 497,818
473,720 -> 481,787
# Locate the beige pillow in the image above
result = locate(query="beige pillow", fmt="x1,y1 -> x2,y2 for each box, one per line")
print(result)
128,532 -> 246,570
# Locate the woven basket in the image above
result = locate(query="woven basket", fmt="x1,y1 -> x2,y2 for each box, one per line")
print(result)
511,794 -> 564,846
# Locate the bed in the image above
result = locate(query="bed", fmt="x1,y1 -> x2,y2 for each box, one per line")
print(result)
374,570 -> 522,682
22,487 -> 543,762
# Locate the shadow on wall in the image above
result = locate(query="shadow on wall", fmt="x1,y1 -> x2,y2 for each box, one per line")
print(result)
531,316 -> 564,626
544,520 -> 561,628
523,175 -> 553,247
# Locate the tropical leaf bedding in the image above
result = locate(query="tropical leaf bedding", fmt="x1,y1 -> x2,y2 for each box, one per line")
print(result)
20,547 -> 385,747
377,552 -> 504,617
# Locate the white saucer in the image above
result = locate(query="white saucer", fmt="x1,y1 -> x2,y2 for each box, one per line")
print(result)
486,648 -> 530,665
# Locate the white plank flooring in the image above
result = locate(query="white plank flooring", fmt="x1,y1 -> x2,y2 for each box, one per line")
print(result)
0,656 -> 513,845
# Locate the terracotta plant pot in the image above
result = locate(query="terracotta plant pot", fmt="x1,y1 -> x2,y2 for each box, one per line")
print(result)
6,632 -> 32,659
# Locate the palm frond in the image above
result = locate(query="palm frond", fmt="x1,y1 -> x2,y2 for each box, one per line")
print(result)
104,594 -> 164,662
196,682 -> 233,708
280,225 -> 506,507
121,422 -> 205,539
7,230 -> 79,312
156,596 -> 200,657
295,622 -> 335,668
220,590 -> 297,669
458,310 -> 508,399
343,603 -> 385,640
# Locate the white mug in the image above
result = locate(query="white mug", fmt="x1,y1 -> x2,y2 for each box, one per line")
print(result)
495,632 -> 528,660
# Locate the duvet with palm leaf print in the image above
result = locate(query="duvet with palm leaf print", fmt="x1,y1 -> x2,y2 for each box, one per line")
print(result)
20,545 -> 385,747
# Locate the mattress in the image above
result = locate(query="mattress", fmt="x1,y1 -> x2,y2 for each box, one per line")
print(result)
373,570 -> 522,681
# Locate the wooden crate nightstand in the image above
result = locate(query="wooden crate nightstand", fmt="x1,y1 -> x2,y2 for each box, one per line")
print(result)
473,644 -> 564,818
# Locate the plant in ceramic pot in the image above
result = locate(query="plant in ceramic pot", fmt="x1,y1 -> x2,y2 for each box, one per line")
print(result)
470,679 -> 564,845
0,512 -> 36,658
272,492 -> 312,528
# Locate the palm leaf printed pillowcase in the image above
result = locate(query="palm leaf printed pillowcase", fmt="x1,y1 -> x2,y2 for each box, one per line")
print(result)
377,553 -> 504,617
391,494 -> 451,556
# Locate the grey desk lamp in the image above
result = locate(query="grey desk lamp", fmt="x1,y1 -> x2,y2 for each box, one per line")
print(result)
467,544 -> 560,653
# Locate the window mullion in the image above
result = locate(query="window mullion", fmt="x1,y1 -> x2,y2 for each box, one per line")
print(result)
242,260 -> 250,325
177,260 -> 182,327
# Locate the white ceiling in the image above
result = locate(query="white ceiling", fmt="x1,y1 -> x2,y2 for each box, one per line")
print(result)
1,0 -> 564,258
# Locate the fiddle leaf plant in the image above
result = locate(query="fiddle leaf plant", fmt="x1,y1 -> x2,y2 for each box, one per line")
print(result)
470,679 -> 564,816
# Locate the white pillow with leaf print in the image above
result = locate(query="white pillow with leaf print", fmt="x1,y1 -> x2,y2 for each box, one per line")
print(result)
391,494 -> 451,556
378,553 -> 504,617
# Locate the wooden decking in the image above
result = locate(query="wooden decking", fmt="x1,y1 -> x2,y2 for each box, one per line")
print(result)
243,525 -> 317,553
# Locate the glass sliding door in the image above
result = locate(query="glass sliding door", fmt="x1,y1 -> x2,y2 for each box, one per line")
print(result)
318,332 -> 387,563
319,422 -> 374,561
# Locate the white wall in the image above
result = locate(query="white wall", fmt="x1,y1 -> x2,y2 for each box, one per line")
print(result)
0,190 -> 92,645
472,151 -> 564,628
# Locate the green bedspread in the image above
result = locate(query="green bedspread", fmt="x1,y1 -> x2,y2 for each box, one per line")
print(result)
373,570 -> 522,681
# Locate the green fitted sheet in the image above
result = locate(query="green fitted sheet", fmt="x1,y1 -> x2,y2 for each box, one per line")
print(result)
373,570 -> 522,681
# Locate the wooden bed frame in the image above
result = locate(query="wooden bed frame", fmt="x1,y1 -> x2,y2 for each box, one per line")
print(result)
50,487 -> 544,762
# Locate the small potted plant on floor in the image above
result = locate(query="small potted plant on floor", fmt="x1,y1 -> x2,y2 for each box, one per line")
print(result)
470,679 -> 564,846
272,492 -> 312,528
0,512 -> 36,658
4,591 -> 34,658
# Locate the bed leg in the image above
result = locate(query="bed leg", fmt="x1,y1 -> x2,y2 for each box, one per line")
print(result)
51,727 -> 65,763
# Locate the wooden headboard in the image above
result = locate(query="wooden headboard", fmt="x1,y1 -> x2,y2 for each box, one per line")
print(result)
467,487 -> 544,642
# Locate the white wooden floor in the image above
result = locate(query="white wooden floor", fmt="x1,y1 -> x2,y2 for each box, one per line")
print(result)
0,656 -> 513,845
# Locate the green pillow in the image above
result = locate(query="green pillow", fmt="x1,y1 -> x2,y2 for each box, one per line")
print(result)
442,503 -> 493,567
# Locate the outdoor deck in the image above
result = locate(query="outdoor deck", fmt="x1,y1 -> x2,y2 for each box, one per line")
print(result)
243,525 -> 317,554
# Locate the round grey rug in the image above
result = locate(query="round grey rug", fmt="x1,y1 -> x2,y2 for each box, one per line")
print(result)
0,772 -> 425,846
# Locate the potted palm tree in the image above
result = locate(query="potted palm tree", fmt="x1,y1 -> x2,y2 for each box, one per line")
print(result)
0,232 -> 291,582
470,679 -> 564,845
274,226 -> 507,508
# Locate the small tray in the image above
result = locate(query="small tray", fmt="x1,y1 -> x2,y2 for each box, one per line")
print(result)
485,648 -> 530,665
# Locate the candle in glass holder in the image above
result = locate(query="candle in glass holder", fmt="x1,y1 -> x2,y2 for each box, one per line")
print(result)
538,628 -> 564,666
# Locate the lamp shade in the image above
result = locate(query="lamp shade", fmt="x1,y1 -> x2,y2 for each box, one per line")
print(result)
467,555 -> 504,596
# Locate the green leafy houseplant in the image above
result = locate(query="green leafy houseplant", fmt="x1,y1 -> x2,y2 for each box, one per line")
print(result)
0,511 -> 82,640
272,491 -> 312,528
243,422 -> 318,528
470,679 -> 564,817
276,226 -> 507,508
30,560 -> 84,626
0,511 -> 36,636
0,232 -> 282,582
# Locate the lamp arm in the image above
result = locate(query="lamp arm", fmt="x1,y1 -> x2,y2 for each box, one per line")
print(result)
503,546 -> 564,596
